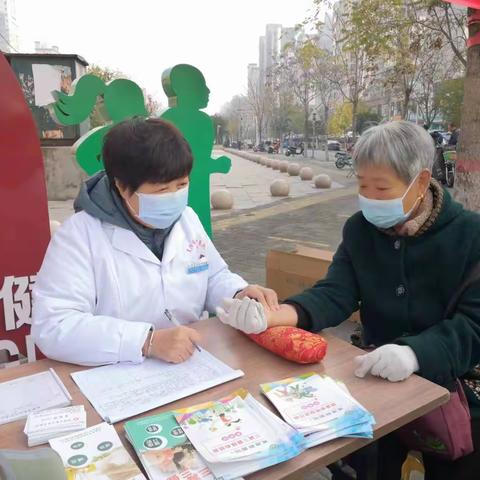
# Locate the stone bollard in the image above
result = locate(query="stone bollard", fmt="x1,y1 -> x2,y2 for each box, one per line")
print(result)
300,167 -> 314,181
211,189 -> 234,209
314,174 -> 332,189
280,160 -> 289,173
270,179 -> 290,197
287,163 -> 301,176
271,159 -> 281,170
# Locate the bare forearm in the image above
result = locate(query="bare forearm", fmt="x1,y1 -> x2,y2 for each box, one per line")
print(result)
267,304 -> 298,328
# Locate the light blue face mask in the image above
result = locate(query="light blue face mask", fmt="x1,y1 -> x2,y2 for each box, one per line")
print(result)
135,186 -> 189,229
358,176 -> 421,229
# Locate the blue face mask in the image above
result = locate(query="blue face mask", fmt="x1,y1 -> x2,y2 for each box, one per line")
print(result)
358,176 -> 421,229
135,186 -> 189,229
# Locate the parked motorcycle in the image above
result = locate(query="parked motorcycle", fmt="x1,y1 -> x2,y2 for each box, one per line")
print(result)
268,142 -> 280,154
432,146 -> 455,188
335,152 -> 352,169
444,149 -> 456,188
285,144 -> 305,156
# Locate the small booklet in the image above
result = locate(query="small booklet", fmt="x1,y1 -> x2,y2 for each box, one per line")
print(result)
49,422 -> 146,480
260,373 -> 375,448
0,368 -> 71,425
174,388 -> 306,480
71,348 -> 244,424
124,411 -> 215,480
24,405 -> 87,447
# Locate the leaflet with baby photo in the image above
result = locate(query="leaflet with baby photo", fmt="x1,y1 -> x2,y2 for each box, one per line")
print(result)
124,411 -> 214,480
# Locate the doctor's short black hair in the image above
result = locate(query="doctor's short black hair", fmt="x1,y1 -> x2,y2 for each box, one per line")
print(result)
102,117 -> 193,192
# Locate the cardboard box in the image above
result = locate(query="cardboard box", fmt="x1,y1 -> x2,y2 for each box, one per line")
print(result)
266,246 -> 333,300
266,245 -> 360,322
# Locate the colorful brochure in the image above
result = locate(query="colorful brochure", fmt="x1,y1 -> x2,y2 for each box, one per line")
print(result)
49,422 -> 145,480
261,373 -> 375,448
174,389 -> 306,480
124,411 -> 214,480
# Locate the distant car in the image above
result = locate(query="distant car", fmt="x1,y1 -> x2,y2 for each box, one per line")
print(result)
327,140 -> 341,151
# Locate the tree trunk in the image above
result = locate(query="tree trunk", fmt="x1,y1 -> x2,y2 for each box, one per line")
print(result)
402,92 -> 411,120
453,8 -> 480,211
304,103 -> 309,146
256,114 -> 263,144
352,100 -> 358,140
323,105 -> 329,135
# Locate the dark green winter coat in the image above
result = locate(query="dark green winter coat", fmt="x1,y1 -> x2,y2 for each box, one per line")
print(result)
288,186 -> 480,387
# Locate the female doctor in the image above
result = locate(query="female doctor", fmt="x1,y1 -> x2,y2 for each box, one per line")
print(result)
32,118 -> 278,366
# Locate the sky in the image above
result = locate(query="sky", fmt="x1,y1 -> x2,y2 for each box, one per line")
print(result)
15,0 -> 322,114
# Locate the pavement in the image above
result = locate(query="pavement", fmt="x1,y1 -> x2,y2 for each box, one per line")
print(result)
210,149 -> 350,215
212,189 -> 357,285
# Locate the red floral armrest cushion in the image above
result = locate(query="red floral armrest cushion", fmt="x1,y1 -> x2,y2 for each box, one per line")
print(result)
246,326 -> 327,364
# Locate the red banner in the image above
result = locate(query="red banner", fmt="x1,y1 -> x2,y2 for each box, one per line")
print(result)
0,53 -> 50,365
444,1 -> 480,48
443,0 -> 480,8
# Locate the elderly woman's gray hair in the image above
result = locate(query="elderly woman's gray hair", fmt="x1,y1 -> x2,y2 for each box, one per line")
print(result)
352,121 -> 435,184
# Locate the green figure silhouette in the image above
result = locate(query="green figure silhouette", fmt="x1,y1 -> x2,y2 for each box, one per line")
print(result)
50,74 -> 148,175
161,64 -> 231,237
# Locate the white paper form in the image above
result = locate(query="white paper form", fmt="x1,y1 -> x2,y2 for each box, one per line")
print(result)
0,369 -> 72,425
71,348 -> 244,424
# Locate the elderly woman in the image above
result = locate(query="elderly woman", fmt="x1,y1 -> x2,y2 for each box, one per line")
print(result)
218,121 -> 480,478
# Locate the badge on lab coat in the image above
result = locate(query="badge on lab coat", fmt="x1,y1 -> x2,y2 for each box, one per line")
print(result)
186,239 -> 209,274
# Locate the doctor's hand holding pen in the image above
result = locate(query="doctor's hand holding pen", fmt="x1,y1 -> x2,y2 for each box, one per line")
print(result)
142,325 -> 201,364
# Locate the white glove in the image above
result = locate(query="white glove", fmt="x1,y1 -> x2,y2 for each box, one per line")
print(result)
354,344 -> 419,382
216,297 -> 268,334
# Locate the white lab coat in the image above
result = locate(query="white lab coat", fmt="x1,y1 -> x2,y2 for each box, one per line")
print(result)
32,207 -> 247,366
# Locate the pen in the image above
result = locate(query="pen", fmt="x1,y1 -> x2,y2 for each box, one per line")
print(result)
164,309 -> 201,352
49,368 -> 72,402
